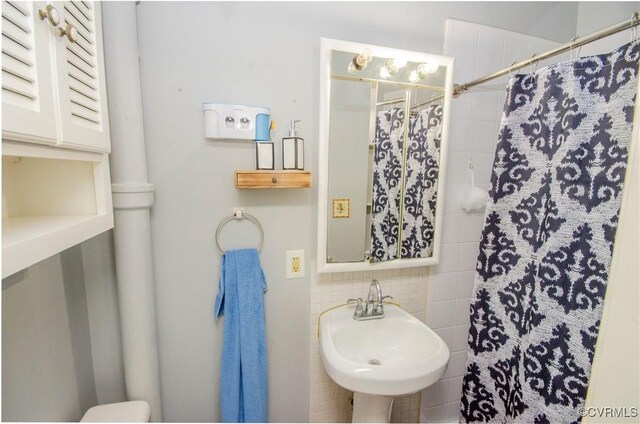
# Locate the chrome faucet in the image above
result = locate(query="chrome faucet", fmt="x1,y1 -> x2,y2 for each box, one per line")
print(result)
366,279 -> 383,315
347,279 -> 392,320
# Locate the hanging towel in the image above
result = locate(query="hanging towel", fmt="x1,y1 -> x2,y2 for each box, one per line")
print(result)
214,248 -> 267,423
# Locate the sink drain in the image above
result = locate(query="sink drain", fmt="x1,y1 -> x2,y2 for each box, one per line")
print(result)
368,359 -> 381,365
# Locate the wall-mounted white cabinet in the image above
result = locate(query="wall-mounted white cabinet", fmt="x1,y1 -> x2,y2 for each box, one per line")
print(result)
2,142 -> 113,278
2,1 -> 113,278
2,0 -> 110,152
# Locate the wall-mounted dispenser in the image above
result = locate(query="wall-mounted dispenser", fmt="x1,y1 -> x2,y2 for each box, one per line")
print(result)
203,103 -> 271,141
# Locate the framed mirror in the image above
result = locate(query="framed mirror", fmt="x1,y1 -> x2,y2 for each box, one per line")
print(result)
317,38 -> 454,273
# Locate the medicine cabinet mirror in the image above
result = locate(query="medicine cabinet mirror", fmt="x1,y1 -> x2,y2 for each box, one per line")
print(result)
317,38 -> 454,272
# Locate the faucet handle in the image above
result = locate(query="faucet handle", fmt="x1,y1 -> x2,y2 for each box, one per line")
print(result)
347,298 -> 365,318
382,295 -> 393,302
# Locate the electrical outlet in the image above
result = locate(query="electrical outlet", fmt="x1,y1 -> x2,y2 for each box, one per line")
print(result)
286,249 -> 305,279
292,256 -> 301,273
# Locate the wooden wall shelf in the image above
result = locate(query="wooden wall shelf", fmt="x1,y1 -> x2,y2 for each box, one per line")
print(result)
235,170 -> 312,189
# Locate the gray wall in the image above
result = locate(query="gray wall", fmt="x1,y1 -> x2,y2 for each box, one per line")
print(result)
2,232 -> 125,421
327,79 -> 371,262
135,2 -> 578,422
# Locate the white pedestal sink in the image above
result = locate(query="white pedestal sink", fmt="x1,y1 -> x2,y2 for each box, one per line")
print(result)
319,303 -> 450,423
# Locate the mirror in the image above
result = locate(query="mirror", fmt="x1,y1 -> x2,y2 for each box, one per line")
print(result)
317,38 -> 454,272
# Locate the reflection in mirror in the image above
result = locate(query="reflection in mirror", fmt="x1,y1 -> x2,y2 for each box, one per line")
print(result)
318,38 -> 453,272
370,93 -> 443,262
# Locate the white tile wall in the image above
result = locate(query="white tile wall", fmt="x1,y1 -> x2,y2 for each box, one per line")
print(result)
419,20 -> 567,423
309,264 -> 428,423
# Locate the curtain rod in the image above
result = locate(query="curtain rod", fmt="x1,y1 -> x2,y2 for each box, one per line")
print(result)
376,95 -> 443,110
453,12 -> 640,97
375,14 -> 639,110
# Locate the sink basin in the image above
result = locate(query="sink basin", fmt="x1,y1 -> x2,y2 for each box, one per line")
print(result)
319,303 -> 450,397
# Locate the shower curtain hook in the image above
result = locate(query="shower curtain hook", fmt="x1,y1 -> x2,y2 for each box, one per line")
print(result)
529,54 -> 537,74
569,36 -> 578,59
631,12 -> 639,42
508,61 -> 517,78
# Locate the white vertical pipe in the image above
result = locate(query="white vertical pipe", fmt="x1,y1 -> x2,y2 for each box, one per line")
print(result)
101,2 -> 162,421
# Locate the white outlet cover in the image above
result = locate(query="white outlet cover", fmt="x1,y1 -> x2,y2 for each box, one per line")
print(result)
286,249 -> 305,279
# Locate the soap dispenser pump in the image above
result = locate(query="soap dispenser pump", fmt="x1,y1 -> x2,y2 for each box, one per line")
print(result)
282,120 -> 304,170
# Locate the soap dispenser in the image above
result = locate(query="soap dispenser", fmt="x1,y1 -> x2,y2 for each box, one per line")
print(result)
282,120 -> 304,170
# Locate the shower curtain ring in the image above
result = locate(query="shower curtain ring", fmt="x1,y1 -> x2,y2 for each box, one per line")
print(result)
508,61 -> 517,78
569,36 -> 579,59
631,12 -> 639,42
529,54 -> 537,74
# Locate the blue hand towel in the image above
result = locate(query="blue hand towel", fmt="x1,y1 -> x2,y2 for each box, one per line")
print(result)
214,248 -> 267,423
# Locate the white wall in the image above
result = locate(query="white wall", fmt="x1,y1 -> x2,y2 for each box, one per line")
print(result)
1,231 -> 125,421
327,79 -> 370,262
134,2 -> 578,422
3,255 -> 82,421
576,2 -> 640,420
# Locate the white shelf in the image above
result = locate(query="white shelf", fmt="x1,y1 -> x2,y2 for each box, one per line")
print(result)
2,141 -> 114,278
2,214 -> 113,278
3,215 -> 97,247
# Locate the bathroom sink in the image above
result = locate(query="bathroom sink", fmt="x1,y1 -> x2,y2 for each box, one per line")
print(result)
319,303 -> 450,397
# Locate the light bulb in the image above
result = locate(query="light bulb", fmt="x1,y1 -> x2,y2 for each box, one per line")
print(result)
354,55 -> 367,68
390,58 -> 408,69
384,59 -> 398,74
416,64 -> 429,78
408,70 -> 420,83
350,55 -> 366,71
361,48 -> 373,64
419,60 -> 439,76
379,65 -> 391,79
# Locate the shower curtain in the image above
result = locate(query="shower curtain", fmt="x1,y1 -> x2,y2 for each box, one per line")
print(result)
370,108 -> 404,262
401,104 -> 443,258
460,40 -> 639,423
370,105 -> 442,262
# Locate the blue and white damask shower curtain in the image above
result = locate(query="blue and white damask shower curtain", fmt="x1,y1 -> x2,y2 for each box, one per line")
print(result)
370,108 -> 404,262
401,104 -> 442,258
461,41 -> 638,423
370,105 -> 442,262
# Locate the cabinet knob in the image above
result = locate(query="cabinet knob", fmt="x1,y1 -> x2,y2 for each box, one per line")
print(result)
57,24 -> 79,43
272,177 -> 278,183
38,5 -> 60,27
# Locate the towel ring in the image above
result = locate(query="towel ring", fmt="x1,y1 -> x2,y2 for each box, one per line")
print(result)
215,210 -> 264,254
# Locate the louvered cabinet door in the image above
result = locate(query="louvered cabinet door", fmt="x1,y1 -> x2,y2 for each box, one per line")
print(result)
53,1 -> 110,152
2,1 -> 57,144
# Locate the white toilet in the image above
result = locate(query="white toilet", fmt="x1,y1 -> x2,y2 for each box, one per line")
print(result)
80,400 -> 150,422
